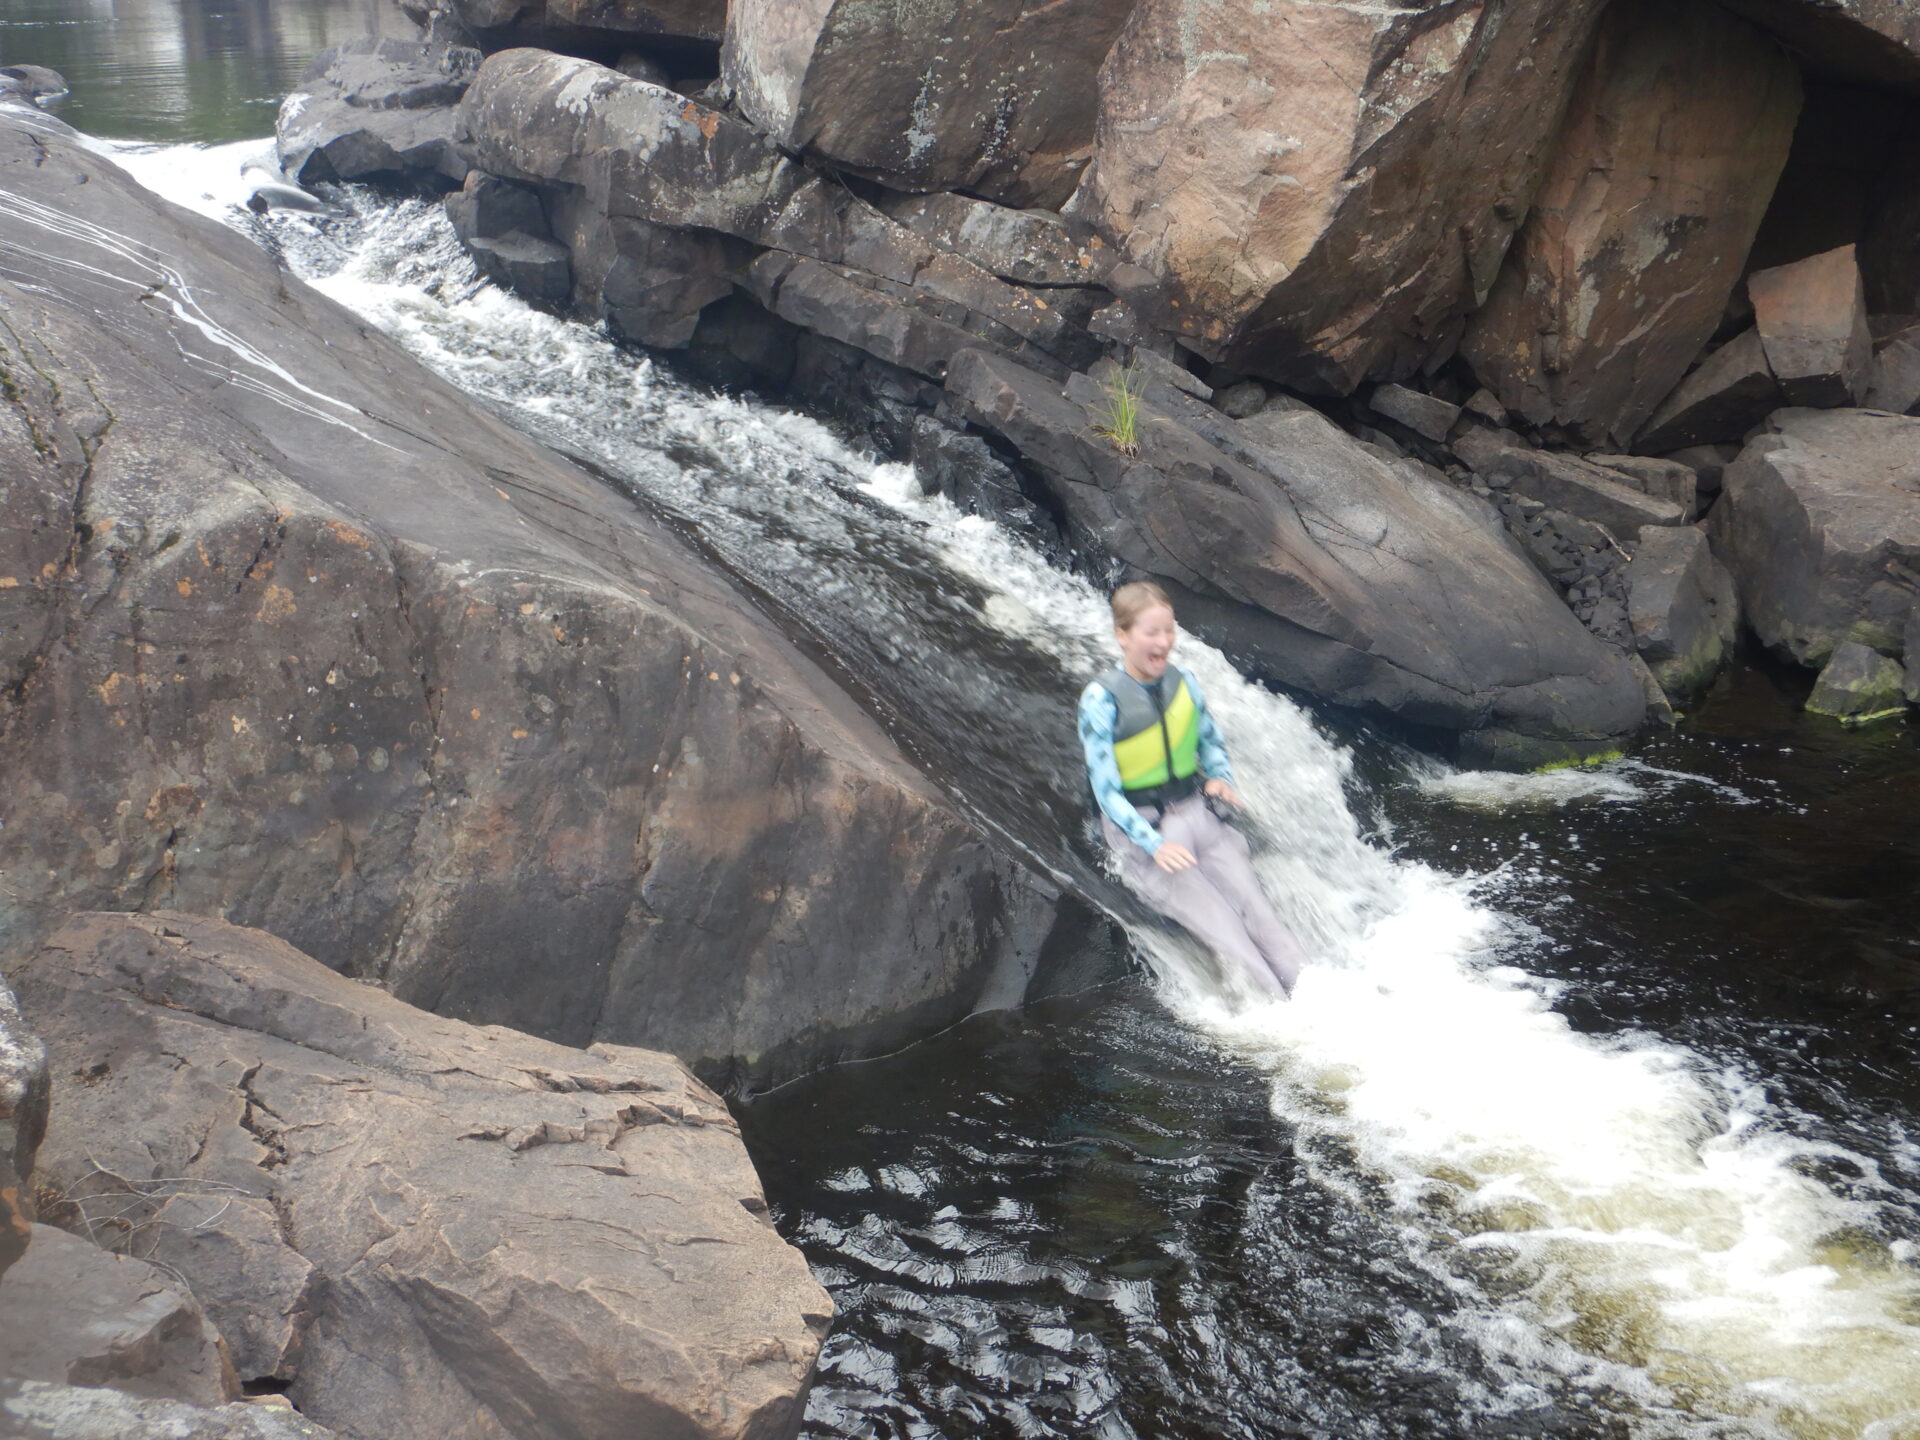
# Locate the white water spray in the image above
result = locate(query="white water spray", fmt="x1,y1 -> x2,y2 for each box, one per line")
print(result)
119,143 -> 1920,1440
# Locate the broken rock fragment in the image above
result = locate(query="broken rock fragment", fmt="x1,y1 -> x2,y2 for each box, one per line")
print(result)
1749,245 -> 1875,408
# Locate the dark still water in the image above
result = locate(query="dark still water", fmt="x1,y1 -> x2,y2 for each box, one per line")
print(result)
0,0 -> 405,142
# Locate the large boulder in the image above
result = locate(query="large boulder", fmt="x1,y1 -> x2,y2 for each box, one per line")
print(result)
0,114 -> 1088,1089
1708,408 -> 1920,665
1625,527 -> 1741,702
1634,328 -> 1785,452
1749,245 -> 1875,407
0,1382 -> 339,1440
1718,0 -> 1920,91
1806,640 -> 1908,721
276,38 -> 480,187
947,349 -> 1647,765
0,974 -> 47,1280
1461,0 -> 1800,448
15,912 -> 832,1440
1073,0 -> 1610,393
722,0 -> 1134,209
0,1224 -> 239,1405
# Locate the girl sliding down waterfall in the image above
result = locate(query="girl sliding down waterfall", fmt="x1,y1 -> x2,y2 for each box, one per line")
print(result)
1078,582 -> 1307,998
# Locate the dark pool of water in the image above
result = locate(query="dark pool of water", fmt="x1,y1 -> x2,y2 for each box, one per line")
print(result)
0,0 -> 405,143
743,662 -> 1920,1440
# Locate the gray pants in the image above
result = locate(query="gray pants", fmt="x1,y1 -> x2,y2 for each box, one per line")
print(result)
1105,793 -> 1305,998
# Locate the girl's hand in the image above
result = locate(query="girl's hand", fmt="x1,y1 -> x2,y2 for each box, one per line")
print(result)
1203,779 -> 1244,808
1154,842 -> 1198,873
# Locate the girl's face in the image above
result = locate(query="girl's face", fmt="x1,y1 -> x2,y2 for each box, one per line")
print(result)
1117,604 -> 1177,681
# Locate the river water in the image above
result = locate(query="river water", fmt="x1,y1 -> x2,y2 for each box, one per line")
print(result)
10,15 -> 1920,1437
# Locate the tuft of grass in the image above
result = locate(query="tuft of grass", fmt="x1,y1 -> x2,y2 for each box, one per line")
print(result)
1091,364 -> 1142,458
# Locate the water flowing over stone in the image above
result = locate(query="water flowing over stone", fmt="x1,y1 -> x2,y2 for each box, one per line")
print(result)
722,0 -> 1135,209
1709,407 -> 1920,664
1074,0 -> 1609,393
0,113 -> 1084,1087
1462,0 -> 1800,448
18,911 -> 831,1440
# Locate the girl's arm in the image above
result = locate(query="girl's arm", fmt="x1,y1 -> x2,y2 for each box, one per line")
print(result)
1078,684 -> 1164,854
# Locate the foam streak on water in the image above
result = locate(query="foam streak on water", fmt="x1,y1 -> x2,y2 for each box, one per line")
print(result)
121,147 -> 1920,1440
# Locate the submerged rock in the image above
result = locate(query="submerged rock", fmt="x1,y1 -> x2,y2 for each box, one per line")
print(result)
1463,0 -> 1800,448
18,911 -> 831,1440
0,113 -> 1089,1088
1806,640 -> 1908,721
1075,0 -> 1609,392
1709,408 -> 1920,666
947,348 -> 1646,766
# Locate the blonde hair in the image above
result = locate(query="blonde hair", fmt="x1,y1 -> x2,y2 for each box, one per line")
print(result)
1111,580 -> 1174,631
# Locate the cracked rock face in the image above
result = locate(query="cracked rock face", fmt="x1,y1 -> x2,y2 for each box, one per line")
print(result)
0,112 -> 1084,1089
15,911 -> 832,1440
1076,0 -> 1610,394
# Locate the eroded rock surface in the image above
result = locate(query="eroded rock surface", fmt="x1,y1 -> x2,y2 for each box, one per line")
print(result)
1463,0 -> 1800,447
1076,0 -> 1609,392
0,113 -> 1085,1088
1750,245 -> 1874,407
0,1382 -> 340,1440
1626,527 -> 1741,702
1708,408 -> 1920,664
948,349 -> 1646,764
16,912 -> 832,1440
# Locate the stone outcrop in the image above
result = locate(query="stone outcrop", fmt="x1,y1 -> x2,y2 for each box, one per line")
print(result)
1634,329 -> 1785,452
947,349 -> 1647,764
0,1224 -> 239,1405
1865,321 -> 1920,414
276,37 -> 479,187
1908,607 -> 1920,704
1806,640 -> 1909,721
721,0 -> 1134,209
1074,0 -> 1610,393
0,1382 -> 340,1440
1708,408 -> 1920,664
1456,433 -> 1688,536
16,911 -> 832,1440
1718,0 -> 1920,91
1462,0 -> 1800,448
0,114 -> 1092,1088
1626,527 -> 1741,702
1749,245 -> 1875,407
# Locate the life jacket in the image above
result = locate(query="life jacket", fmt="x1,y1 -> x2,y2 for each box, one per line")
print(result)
1095,665 -> 1201,809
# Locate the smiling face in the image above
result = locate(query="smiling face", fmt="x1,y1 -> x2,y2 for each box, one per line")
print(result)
1116,603 -> 1177,684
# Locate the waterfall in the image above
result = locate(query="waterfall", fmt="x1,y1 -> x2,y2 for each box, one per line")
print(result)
116,139 -> 1920,1440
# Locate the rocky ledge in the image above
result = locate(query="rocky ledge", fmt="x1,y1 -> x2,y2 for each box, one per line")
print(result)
0,112 -> 1111,1091
8,910 -> 830,1439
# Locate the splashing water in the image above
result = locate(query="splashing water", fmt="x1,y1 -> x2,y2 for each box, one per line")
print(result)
117,143 -> 1920,1440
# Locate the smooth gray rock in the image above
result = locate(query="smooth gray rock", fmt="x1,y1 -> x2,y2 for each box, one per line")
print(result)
1589,454 -> 1700,516
276,38 -> 479,186
1864,322 -> 1920,415
1213,381 -> 1270,421
1806,641 -> 1908,721
0,1224 -> 238,1405
1709,408 -> 1920,665
0,974 -> 46,1280
17,912 -> 832,1440
1370,384 -> 1462,444
1626,527 -> 1740,702
0,1381 -> 338,1440
0,65 -> 67,105
948,348 -> 1646,765
0,114 -> 1086,1089
1635,328 -> 1784,452
874,192 -> 1101,288
1460,438 -> 1687,535
1750,245 -> 1874,408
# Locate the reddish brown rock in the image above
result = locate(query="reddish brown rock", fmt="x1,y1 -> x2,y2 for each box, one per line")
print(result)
1461,0 -> 1800,448
1718,0 -> 1920,91
1749,245 -> 1875,407
722,0 -> 1135,208
1073,0 -> 1609,393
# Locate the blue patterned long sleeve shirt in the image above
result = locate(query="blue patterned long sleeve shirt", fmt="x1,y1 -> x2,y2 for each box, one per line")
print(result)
1078,666 -> 1233,855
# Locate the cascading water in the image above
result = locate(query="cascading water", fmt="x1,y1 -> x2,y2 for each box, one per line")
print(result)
115,141 -> 1920,1440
